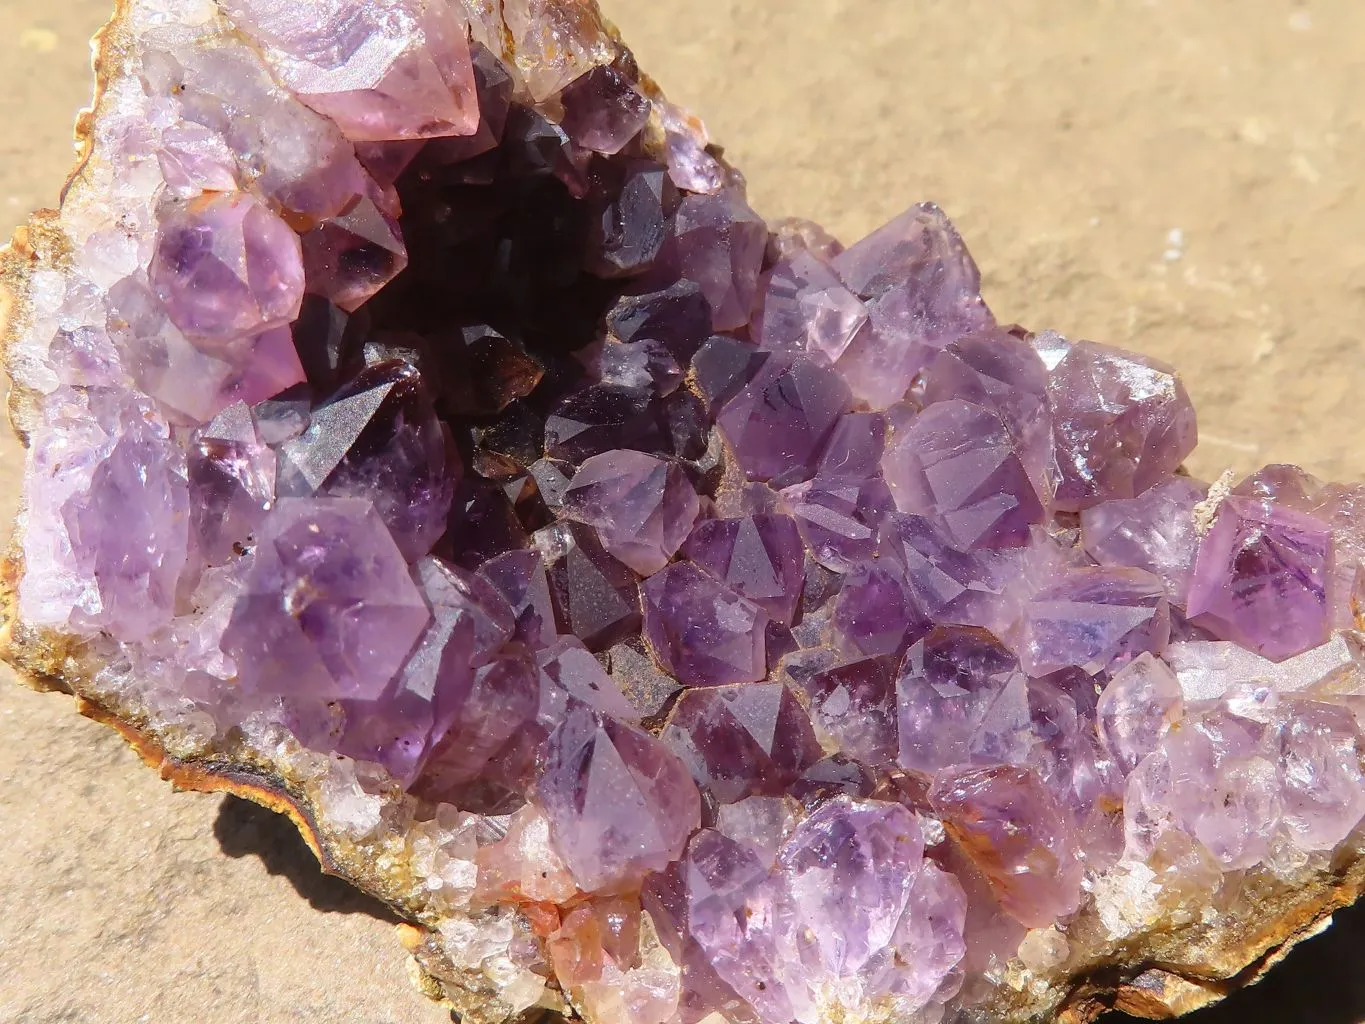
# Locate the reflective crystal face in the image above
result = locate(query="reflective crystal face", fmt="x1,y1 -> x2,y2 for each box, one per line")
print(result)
10,4 -> 1365,1024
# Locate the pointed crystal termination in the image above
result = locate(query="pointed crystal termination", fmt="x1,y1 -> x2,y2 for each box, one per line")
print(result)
1186,496 -> 1333,661
642,563 -> 769,687
562,449 -> 700,576
222,0 -> 480,142
277,360 -> 456,561
829,202 -> 993,408
538,705 -> 702,891
221,497 -> 431,701
150,192 -> 306,344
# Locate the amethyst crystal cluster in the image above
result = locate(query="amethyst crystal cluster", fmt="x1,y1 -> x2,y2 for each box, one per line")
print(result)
7,0 -> 1365,1022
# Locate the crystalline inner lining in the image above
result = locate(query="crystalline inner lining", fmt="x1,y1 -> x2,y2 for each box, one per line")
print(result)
7,1 -> 1365,1023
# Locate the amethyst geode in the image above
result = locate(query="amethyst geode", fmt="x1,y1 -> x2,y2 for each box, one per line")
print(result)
5,1 -> 1365,1023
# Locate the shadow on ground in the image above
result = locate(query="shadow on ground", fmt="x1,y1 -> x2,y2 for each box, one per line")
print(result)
213,794 -> 401,922
1105,896 -> 1365,1023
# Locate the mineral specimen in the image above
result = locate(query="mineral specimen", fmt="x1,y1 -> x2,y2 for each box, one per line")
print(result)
5,2 -> 1365,1024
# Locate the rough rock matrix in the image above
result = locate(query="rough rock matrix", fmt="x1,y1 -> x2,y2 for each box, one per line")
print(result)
5,2 -> 1365,1023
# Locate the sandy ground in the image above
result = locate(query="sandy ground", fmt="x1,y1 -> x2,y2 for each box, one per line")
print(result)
2,0 -> 1365,1021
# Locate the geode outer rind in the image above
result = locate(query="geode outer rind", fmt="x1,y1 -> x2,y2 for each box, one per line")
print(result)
4,2 -> 1365,1024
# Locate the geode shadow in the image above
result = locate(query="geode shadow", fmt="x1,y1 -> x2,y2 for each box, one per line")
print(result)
213,794 -> 400,922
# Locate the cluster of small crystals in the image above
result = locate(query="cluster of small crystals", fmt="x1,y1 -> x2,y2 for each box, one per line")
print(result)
14,0 -> 1365,1021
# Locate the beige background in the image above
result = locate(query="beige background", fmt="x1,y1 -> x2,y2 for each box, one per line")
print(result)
3,0 -> 1365,1020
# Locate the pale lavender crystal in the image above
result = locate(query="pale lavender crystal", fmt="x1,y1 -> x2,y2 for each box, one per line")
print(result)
223,0 -> 480,141
829,203 -> 993,408
662,684 -> 821,803
187,401 -> 277,566
1081,476 -> 1207,603
778,798 -> 927,977
641,563 -> 769,687
109,279 -> 306,424
683,830 -> 792,1024
221,497 -> 430,700
143,41 -> 374,221
685,799 -> 967,1024
562,449 -> 700,576
656,100 -> 727,195
670,189 -> 768,331
149,192 -> 305,344
559,66 -> 651,155
336,555 -> 514,782
882,399 -> 1046,550
718,352 -> 852,486
1277,701 -> 1365,852
921,327 -> 1055,502
1016,565 -> 1170,677
714,796 -> 799,866
1124,706 -> 1279,869
1025,676 -> 1126,864
815,412 -> 886,482
682,515 -> 805,624
537,635 -> 639,724
781,476 -> 894,572
831,561 -> 928,659
25,390 -> 191,641
158,122 -> 239,194
896,628 -> 1031,775
930,764 -> 1083,928
788,657 -> 899,769
1047,340 -> 1198,511
1096,652 -> 1184,775
1185,496 -> 1333,661
538,705 -> 701,890
877,512 -> 1013,628
752,251 -> 867,362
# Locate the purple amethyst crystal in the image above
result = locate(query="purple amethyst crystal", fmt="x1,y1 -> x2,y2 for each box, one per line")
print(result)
221,497 -> 431,701
337,555 -> 514,783
642,563 -> 769,687
17,16 -> 1365,1024
668,189 -> 768,331
538,705 -> 701,890
681,514 -> 805,624
562,449 -> 700,575
752,251 -> 867,362
930,764 -> 1083,927
882,399 -> 1047,550
717,353 -> 852,486
1015,565 -> 1171,676
829,203 -> 993,408
222,0 -> 479,142
661,684 -> 821,802
1185,495 -> 1333,661
1047,340 -> 1198,510
150,192 -> 306,343
277,360 -> 456,562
